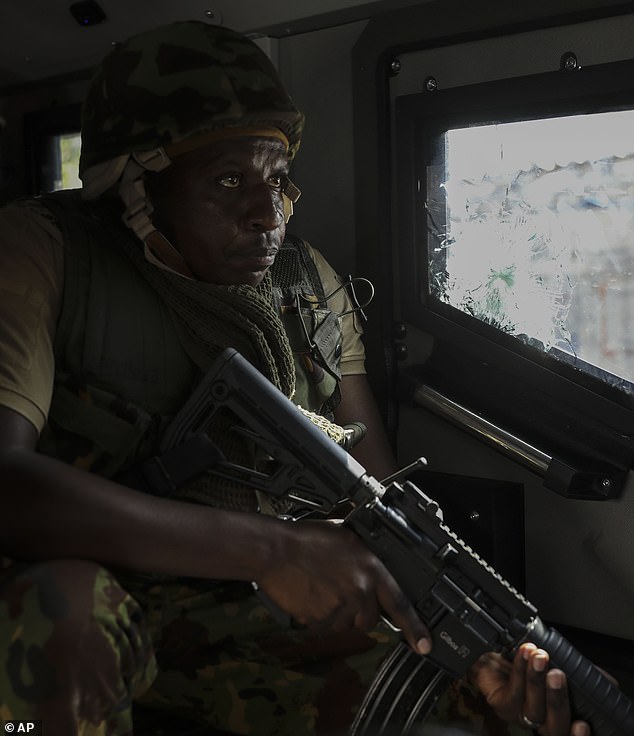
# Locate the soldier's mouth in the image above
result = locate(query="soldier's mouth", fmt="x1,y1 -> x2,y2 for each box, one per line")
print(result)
236,249 -> 278,269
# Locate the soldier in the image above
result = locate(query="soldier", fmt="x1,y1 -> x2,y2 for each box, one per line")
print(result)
0,21 -> 591,736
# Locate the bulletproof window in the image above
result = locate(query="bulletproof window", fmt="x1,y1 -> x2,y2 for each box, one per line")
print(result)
395,57 -> 634,499
434,111 -> 634,392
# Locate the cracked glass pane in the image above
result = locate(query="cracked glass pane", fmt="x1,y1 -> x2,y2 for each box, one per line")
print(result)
428,110 -> 634,390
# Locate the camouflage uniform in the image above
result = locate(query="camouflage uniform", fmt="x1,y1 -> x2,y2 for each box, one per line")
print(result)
0,559 -> 520,735
0,557 -> 397,734
0,20 -> 520,736
0,21 -> 391,735
0,559 -> 156,734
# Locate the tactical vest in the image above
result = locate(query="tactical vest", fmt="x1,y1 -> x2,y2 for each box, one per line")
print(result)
36,191 -> 343,479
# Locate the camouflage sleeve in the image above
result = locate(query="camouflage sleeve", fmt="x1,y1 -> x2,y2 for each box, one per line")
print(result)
302,243 -> 366,376
0,200 -> 64,432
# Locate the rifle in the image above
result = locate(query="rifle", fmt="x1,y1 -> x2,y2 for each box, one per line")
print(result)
146,348 -> 633,736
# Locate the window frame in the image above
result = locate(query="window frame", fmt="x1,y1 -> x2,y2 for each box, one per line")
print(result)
24,103 -> 82,195
395,57 -> 634,499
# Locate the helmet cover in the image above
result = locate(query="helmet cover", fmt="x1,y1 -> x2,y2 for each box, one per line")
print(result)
79,21 -> 304,175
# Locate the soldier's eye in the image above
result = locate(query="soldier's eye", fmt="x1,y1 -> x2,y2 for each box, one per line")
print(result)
217,174 -> 241,188
268,175 -> 284,189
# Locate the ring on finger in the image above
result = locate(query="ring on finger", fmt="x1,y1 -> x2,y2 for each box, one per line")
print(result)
519,713 -> 543,730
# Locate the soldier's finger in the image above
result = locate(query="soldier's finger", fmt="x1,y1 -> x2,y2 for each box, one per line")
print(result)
521,647 -> 549,728
541,669 -> 572,736
570,721 -> 590,736
352,598 -> 381,632
501,643 -> 531,718
377,573 -> 431,655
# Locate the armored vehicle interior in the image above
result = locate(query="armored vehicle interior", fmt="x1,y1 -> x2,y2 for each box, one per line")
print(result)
1,0 -> 633,726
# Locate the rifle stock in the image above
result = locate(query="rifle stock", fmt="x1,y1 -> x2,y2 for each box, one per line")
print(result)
160,348 -> 633,736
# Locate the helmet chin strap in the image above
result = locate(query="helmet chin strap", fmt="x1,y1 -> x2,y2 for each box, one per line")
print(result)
117,147 -> 302,279
118,149 -> 195,279
282,178 -> 301,223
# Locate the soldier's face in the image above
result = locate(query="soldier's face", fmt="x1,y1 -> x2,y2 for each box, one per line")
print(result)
148,137 -> 288,286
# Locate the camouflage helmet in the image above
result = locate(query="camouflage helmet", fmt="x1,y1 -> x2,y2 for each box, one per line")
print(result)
79,21 -> 304,176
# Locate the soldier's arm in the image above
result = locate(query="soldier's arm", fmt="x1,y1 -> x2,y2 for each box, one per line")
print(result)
334,373 -> 397,480
303,249 -> 396,479
0,404 -> 429,650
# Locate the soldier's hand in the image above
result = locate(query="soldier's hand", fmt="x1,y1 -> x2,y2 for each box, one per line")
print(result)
470,643 -> 591,735
256,519 -> 432,655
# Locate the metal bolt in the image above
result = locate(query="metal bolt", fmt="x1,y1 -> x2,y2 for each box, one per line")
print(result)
469,510 -> 480,522
395,343 -> 409,362
389,58 -> 401,76
205,9 -> 224,23
601,478 -> 612,490
393,322 -> 407,340
560,51 -> 579,72
424,76 -> 438,92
